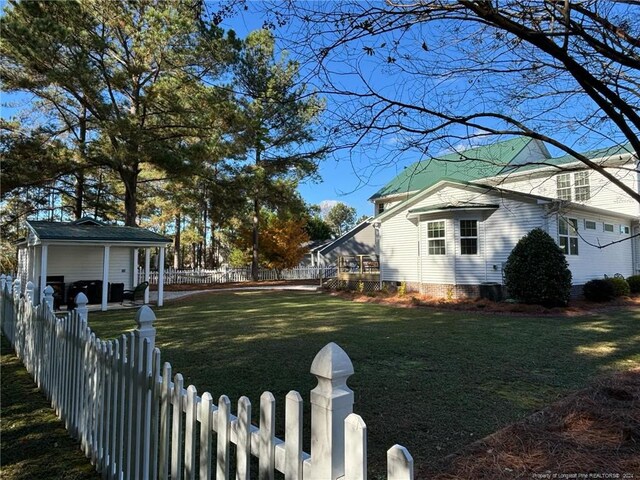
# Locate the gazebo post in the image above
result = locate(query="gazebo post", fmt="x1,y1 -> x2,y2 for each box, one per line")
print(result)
101,245 -> 110,311
157,246 -> 165,307
132,247 -> 139,287
39,244 -> 48,305
144,248 -> 151,304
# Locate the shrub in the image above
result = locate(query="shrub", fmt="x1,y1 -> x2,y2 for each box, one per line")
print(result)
606,277 -> 630,297
583,279 -> 616,302
504,228 -> 572,307
627,275 -> 640,294
397,282 -> 407,297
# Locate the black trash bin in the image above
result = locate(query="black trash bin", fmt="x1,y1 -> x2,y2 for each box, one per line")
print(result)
110,283 -> 125,303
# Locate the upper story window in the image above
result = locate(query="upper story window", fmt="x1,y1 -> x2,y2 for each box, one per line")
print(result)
604,223 -> 614,233
377,203 -> 385,215
556,171 -> 590,201
459,220 -> 478,255
427,220 -> 446,255
556,174 -> 572,200
573,171 -> 591,201
559,218 -> 579,255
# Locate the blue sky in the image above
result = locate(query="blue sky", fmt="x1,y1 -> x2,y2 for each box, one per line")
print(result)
0,0 -> 407,219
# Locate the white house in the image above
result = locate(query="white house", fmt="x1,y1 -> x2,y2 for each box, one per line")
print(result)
16,217 -> 172,310
368,138 -> 639,298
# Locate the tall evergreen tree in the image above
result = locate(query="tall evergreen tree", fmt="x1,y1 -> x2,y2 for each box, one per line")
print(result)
233,29 -> 326,280
1,0 -> 240,225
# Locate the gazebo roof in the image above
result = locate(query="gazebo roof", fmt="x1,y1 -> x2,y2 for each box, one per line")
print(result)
26,219 -> 171,244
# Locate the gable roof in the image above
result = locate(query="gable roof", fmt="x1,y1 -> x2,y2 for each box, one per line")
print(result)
26,220 -> 172,244
502,142 -> 635,174
317,218 -> 372,255
369,137 -> 535,200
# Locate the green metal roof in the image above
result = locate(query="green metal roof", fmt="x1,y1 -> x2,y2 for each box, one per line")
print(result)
27,220 -> 172,244
508,142 -> 635,173
369,137 -> 534,200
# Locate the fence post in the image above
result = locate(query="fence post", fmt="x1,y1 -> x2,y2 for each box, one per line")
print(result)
43,285 -> 55,312
1,274 -> 6,293
134,306 -> 156,479
75,292 -> 89,322
309,342 -> 355,480
25,281 -> 35,305
13,277 -> 21,297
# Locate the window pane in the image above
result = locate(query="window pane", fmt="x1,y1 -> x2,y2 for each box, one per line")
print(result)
558,188 -> 572,201
574,186 -> 590,201
427,221 -> 445,238
604,223 -> 614,232
574,171 -> 589,186
559,236 -> 568,254
460,220 -> 477,237
559,219 -> 568,235
556,174 -> 571,188
569,238 -> 579,255
428,239 -> 446,255
460,238 -> 478,255
584,220 -> 596,230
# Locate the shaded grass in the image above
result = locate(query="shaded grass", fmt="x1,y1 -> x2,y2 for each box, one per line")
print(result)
90,291 -> 640,477
0,336 -> 99,480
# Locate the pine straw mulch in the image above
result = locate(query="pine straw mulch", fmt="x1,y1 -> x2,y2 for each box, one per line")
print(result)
332,291 -> 640,316
423,368 -> 640,479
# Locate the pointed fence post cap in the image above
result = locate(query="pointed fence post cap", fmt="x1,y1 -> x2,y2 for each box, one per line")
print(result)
75,292 -> 89,306
310,342 -> 354,380
26,280 -> 34,289
135,305 -> 156,330
44,285 -> 54,296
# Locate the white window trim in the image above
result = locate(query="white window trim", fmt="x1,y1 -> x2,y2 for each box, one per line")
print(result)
426,220 -> 446,256
584,219 -> 596,230
559,217 -> 579,255
603,222 -> 614,233
459,219 -> 479,256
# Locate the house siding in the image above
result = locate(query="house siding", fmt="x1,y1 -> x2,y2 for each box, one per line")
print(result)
498,162 -> 640,216
548,211 -> 633,283
47,245 -> 133,289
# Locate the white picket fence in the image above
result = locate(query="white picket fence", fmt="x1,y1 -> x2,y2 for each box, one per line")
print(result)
0,274 -> 414,480
139,266 -> 338,286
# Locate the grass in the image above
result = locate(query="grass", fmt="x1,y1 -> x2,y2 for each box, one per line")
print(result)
1,336 -> 99,480
89,291 -> 640,477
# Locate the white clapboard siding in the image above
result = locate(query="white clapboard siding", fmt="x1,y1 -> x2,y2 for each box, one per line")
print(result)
0,275 -> 414,480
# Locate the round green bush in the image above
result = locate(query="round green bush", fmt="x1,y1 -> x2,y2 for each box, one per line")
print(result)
606,277 -> 630,297
583,279 -> 615,302
627,275 -> 640,294
504,228 -> 572,307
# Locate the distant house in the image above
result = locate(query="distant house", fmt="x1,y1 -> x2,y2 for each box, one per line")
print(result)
309,218 -> 376,267
16,217 -> 172,310
361,137 -> 637,298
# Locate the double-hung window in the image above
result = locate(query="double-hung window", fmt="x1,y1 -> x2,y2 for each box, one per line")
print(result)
559,218 -> 579,255
427,220 -> 446,255
556,174 -> 572,200
573,171 -> 591,201
556,172 -> 591,201
460,220 -> 478,255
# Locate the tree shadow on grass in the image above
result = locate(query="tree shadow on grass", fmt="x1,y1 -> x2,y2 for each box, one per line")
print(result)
1,337 -> 98,480
88,291 -> 640,477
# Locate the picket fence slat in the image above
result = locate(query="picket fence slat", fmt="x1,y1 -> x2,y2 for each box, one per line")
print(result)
0,274 -> 412,480
139,265 -> 338,286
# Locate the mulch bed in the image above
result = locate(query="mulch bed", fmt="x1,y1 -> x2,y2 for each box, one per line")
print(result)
424,368 -> 640,479
333,290 -> 640,316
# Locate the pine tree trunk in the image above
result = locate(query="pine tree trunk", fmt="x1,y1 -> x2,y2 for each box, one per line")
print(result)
122,166 -> 138,227
74,172 -> 84,220
251,196 -> 259,281
174,213 -> 181,269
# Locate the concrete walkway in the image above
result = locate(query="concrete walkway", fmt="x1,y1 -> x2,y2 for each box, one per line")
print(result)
149,284 -> 321,303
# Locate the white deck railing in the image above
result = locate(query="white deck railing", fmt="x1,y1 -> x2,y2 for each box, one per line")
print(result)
0,274 -> 413,480
138,266 -> 338,286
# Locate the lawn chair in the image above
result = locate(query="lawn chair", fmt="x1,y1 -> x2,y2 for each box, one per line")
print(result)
122,281 -> 149,305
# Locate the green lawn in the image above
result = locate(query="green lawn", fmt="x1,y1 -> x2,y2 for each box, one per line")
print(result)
90,291 -> 640,478
1,336 -> 99,480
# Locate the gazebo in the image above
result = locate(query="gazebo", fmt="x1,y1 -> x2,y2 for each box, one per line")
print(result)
16,217 -> 172,311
